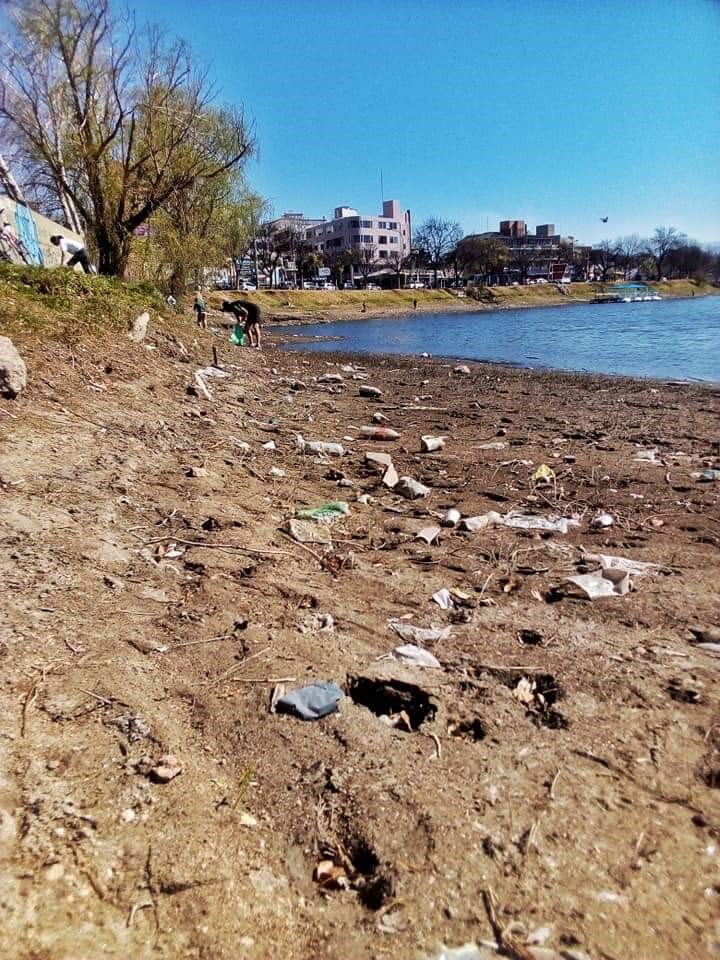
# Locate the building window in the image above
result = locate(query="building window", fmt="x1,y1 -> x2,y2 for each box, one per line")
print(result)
390,236 -> 399,244
362,220 -> 372,228
378,235 -> 387,244
378,221 -> 386,229
362,235 -> 373,243
390,222 -> 398,229
352,234 -> 361,242
350,219 -> 360,228
379,250 -> 388,258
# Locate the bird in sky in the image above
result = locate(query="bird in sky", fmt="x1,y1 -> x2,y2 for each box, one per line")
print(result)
600,216 -> 609,223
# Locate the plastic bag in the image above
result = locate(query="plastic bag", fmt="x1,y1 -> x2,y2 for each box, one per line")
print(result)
229,324 -> 246,346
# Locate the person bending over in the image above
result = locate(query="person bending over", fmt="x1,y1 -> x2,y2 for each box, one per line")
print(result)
50,235 -> 94,273
221,298 -> 263,349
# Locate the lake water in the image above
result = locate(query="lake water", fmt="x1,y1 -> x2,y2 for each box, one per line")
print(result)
277,296 -> 720,382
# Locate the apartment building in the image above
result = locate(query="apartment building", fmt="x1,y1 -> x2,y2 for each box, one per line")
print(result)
476,220 -> 574,281
305,200 -> 412,261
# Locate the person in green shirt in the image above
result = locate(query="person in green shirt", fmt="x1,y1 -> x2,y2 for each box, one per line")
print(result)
193,289 -> 207,329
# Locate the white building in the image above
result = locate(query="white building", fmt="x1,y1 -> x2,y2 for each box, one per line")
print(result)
305,199 -> 411,262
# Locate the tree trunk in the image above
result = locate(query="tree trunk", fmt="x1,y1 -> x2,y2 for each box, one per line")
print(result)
94,225 -> 131,277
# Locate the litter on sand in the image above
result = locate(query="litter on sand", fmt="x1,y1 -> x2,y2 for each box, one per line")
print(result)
581,551 -> 658,575
360,426 -> 400,440
424,944 -> 495,960
382,463 -> 399,488
395,476 -> 431,500
567,568 -> 631,598
359,385 -> 383,398
699,468 -> 720,482
416,525 -> 441,544
461,512 -> 502,531
532,463 -> 555,484
295,501 -> 350,523
442,508 -> 461,527
285,518 -> 332,544
275,682 -> 344,720
389,620 -> 452,645
421,435 -> 446,452
295,435 -> 345,457
391,644 -> 442,668
634,448 -> 660,463
590,512 -> 614,528
432,587 -> 472,609
500,511 -> 580,534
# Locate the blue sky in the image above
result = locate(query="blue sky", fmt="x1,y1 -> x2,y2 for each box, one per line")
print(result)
139,0 -> 720,245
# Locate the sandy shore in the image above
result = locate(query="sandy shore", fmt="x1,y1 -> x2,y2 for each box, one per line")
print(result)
1,319 -> 719,959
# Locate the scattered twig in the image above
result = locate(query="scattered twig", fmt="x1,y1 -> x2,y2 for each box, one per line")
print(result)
170,634 -> 232,648
231,676 -> 297,684
208,646 -> 272,686
427,732 -> 442,759
142,534 -> 299,560
549,768 -> 562,800
482,887 -> 536,960
20,682 -> 39,737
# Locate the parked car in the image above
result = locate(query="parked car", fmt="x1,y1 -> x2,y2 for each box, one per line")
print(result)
238,280 -> 257,291
366,283 -> 380,290
302,281 -> 317,290
343,281 -> 356,290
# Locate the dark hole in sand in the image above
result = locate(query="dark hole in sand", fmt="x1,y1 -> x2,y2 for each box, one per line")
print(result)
448,717 -> 486,742
347,675 -> 436,729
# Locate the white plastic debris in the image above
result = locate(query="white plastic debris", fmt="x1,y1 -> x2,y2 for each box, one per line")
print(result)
230,438 -> 251,453
295,434 -> 345,457
567,568 -> 631,598
425,943 -> 495,960
442,508 -> 461,527
389,620 -> 452,644
196,366 -> 230,379
193,371 -> 213,402
581,551 -> 658,575
453,365 -> 471,376
634,448 -> 659,463
499,511 -> 580,534
421,435 -> 446,452
432,588 -> 453,609
461,512 -> 502,531
416,525 -> 441,544
395,476 -> 431,500
383,463 -> 399,488
591,512 -> 614,528
318,373 -> 344,384
477,441 -> 506,450
262,440 -> 277,452
286,518 -> 331,544
359,385 -> 383,398
269,467 -> 286,478
392,644 -> 442,668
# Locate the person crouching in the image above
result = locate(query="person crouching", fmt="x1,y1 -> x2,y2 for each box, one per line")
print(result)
50,235 -> 94,273
221,298 -> 263,349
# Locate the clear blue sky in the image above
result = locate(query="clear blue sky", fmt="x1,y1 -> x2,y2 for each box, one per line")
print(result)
139,0 -> 720,245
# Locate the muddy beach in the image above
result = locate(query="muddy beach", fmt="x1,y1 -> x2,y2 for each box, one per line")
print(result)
1,317 -> 719,959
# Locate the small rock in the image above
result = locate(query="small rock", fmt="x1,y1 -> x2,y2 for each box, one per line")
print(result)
372,411 -> 389,424
43,862 -> 65,882
0,336 -> 27,398
239,812 -> 257,828
186,466 -> 208,478
453,365 -> 471,376
149,754 -> 183,783
269,467 -> 286,478
128,311 -> 150,343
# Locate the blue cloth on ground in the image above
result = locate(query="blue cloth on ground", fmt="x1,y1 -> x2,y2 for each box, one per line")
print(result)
276,682 -> 343,720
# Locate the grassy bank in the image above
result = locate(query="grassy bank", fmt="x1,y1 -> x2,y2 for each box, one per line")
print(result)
210,277 -> 717,321
0,263 -> 167,342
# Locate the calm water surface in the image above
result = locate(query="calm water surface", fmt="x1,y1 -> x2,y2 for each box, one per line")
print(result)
277,297 -> 720,381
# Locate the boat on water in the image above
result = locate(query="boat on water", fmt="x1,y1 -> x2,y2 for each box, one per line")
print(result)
591,283 -> 662,304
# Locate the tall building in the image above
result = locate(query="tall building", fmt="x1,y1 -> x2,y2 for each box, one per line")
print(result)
305,200 -> 412,261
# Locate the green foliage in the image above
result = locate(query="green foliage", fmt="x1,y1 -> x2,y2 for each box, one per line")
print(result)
0,261 -> 166,341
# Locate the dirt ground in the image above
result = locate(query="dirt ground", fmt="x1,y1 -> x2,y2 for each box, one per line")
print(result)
1,313 -> 719,960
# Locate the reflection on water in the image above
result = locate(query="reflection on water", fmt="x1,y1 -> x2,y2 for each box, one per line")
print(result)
277,297 -> 720,381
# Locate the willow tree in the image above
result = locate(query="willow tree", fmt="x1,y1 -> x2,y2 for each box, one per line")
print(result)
0,0 -> 255,276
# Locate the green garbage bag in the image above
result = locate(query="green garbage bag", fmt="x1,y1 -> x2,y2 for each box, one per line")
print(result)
229,324 -> 246,346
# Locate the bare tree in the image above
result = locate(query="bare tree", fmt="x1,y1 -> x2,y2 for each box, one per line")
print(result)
454,235 -> 508,284
590,239 -> 619,281
0,0 -> 255,275
385,250 -> 410,288
616,234 -> 642,279
353,245 -> 378,287
646,226 -> 687,280
413,217 -> 462,287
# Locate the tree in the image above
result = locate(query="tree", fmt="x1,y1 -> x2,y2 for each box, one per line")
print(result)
454,235 -> 508,284
616,234 -> 643,279
590,239 -> 618,281
511,245 -> 540,284
353,245 -> 378,287
0,0 -> 255,276
646,227 -> 687,280
413,217 -> 462,287
385,250 -> 410,288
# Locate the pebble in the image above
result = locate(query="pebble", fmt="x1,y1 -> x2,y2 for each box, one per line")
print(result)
150,754 -> 183,783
